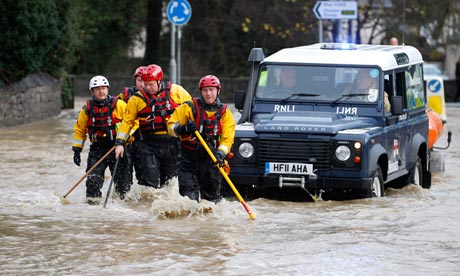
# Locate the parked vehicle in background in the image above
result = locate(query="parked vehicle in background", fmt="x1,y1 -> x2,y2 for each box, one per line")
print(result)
423,62 -> 449,80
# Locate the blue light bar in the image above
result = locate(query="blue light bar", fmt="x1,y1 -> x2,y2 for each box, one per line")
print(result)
320,43 -> 357,50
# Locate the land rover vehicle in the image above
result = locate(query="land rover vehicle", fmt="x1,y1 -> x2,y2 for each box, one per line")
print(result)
228,43 -> 432,199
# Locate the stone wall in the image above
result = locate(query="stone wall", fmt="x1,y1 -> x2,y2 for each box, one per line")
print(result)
0,73 -> 61,127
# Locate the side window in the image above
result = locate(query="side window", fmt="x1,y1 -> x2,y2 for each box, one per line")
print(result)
405,64 -> 425,110
384,74 -> 393,96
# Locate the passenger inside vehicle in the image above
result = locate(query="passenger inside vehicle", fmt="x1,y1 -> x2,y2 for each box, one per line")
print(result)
383,79 -> 392,113
343,68 -> 391,112
343,69 -> 379,100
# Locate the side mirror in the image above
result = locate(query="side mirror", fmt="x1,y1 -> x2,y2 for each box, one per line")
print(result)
234,90 -> 246,110
390,96 -> 403,115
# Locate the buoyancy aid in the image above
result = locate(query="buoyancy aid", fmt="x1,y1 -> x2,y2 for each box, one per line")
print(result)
84,96 -> 121,143
135,81 -> 179,134
123,86 -> 137,102
182,98 -> 227,151
84,96 -> 120,143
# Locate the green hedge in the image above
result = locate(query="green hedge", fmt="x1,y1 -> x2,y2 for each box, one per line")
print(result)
0,0 -> 79,108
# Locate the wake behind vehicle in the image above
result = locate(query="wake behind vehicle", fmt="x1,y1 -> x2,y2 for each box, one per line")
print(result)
229,43 -> 437,199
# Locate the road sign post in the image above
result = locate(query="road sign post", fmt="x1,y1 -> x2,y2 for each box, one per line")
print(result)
167,0 -> 192,84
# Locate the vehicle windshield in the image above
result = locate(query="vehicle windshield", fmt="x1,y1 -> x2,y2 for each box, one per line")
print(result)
255,65 -> 382,103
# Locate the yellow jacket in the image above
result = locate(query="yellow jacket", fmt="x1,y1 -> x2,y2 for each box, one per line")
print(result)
117,87 -> 140,135
167,99 -> 236,155
117,86 -> 137,102
73,97 -> 126,150
116,83 -> 192,143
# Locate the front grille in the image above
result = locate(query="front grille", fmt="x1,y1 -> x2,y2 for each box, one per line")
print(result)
258,138 -> 330,169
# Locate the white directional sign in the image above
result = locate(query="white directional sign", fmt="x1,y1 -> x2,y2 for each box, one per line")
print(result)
313,1 -> 357,20
167,0 -> 192,26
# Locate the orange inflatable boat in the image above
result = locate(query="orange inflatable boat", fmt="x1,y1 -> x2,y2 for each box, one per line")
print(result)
427,109 -> 444,149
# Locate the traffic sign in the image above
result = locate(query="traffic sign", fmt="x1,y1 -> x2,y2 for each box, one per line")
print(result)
428,79 -> 441,93
167,0 -> 192,26
313,1 -> 357,20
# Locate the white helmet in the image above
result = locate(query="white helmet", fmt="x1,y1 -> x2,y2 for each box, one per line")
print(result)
89,75 -> 110,90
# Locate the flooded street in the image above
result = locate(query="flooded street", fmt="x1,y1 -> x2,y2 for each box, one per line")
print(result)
1,99 -> 460,275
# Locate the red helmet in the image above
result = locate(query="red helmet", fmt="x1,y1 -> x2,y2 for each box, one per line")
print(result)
133,66 -> 146,78
141,64 -> 163,82
199,75 -> 221,89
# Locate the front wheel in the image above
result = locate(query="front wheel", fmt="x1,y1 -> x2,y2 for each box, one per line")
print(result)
353,166 -> 384,199
370,166 -> 384,198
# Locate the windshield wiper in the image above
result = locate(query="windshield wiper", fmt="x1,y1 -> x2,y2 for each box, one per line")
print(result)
281,93 -> 320,102
332,93 -> 368,104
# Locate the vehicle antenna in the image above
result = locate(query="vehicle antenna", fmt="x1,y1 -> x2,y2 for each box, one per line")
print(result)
402,0 -> 406,45
249,41 -> 257,122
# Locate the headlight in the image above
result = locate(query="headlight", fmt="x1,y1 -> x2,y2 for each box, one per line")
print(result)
238,142 -> 254,159
335,145 -> 351,161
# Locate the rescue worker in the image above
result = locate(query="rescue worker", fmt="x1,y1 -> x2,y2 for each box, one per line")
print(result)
280,67 -> 296,90
114,64 -> 192,188
344,69 -> 391,113
167,75 -> 236,203
72,75 -> 129,203
390,36 -> 399,46
117,66 -> 145,186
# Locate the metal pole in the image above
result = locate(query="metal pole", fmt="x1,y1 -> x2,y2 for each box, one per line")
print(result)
169,23 -> 177,83
319,20 -> 323,43
177,26 -> 182,85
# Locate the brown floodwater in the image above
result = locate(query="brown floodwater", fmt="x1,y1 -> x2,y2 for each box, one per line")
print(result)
0,99 -> 459,275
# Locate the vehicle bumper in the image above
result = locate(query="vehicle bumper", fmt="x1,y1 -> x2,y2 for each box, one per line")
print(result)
229,173 -> 373,191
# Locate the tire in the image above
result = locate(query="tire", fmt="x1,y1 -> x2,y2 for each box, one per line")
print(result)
408,158 -> 423,187
410,159 -> 423,187
370,166 -> 384,198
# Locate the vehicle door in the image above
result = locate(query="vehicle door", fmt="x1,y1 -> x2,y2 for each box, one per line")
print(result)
393,64 -> 426,175
383,71 -> 403,177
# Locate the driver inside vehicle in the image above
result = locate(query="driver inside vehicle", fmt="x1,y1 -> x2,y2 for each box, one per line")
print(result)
259,67 -> 297,98
280,67 -> 296,90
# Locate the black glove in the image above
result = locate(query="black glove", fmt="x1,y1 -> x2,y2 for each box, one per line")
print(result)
214,149 -> 225,167
177,121 -> 197,136
72,147 -> 81,166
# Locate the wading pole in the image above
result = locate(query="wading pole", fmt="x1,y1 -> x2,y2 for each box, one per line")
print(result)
63,146 -> 115,198
103,157 -> 120,208
194,131 -> 255,220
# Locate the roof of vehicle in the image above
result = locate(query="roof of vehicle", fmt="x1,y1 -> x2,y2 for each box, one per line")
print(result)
263,43 -> 424,71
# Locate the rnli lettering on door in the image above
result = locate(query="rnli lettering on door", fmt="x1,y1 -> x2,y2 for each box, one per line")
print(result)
274,105 -> 295,112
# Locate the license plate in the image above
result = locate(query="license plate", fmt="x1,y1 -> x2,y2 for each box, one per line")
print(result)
265,162 -> 313,175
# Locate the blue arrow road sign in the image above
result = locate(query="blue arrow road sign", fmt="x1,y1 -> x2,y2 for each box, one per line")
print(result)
167,0 -> 192,26
428,79 -> 441,93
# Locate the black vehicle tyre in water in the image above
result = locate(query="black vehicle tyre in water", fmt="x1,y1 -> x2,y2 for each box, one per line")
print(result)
370,165 -> 384,198
407,158 -> 423,188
